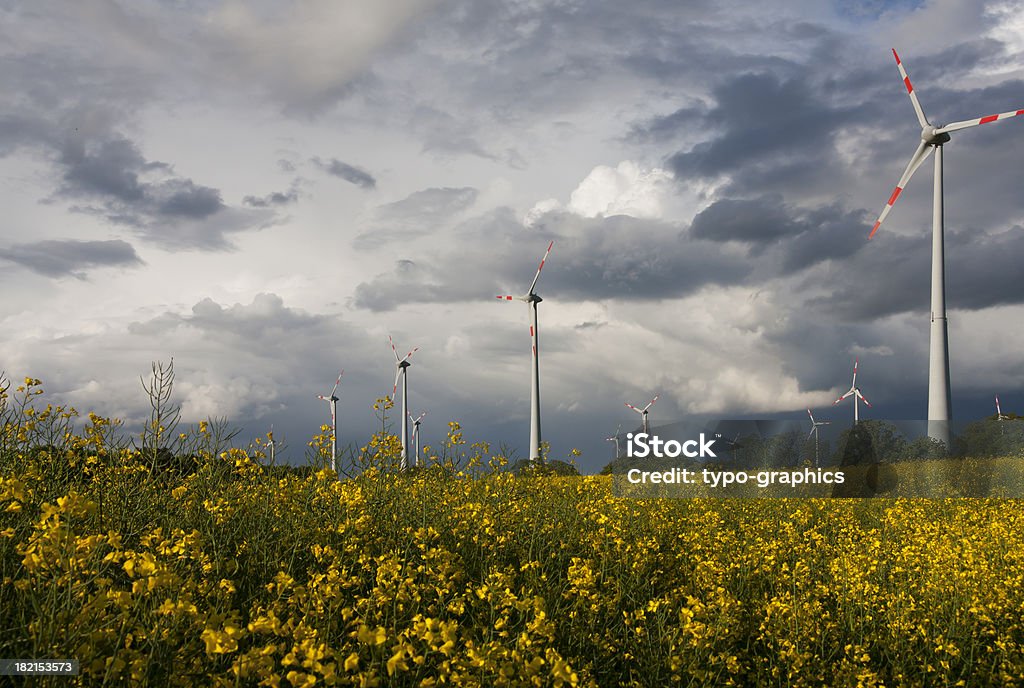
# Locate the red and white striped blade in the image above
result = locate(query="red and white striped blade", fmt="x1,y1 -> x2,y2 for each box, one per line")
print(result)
833,389 -> 854,405
852,358 -> 859,388
807,408 -> 815,423
937,108 -> 1024,135
625,402 -> 644,414
401,347 -> 419,364
527,241 -> 554,295
869,140 -> 932,239
496,295 -> 516,301
855,389 -> 872,407
643,395 -> 659,412
389,335 -> 401,362
892,49 -> 929,129
331,370 -> 344,397
391,367 -> 402,400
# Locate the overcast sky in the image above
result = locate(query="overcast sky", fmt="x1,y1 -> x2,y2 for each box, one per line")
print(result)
3,0 -> 1024,472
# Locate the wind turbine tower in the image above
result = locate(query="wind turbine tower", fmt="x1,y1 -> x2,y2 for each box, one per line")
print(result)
869,49 -> 1024,448
316,371 -> 343,472
389,336 -> 419,470
497,241 -> 554,463
833,359 -> 872,424
625,395 -> 659,434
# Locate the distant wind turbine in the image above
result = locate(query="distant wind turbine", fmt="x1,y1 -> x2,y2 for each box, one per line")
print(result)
389,336 -> 419,470
625,395 -> 659,434
996,395 -> 1008,421
316,371 -> 343,472
497,240 -> 554,463
410,410 -> 427,467
868,49 -> 1024,447
833,359 -> 871,424
807,409 -> 831,468
268,424 -> 276,465
605,423 -> 622,458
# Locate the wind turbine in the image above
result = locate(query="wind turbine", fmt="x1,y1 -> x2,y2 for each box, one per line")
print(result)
869,49 -> 1024,448
605,423 -> 622,458
410,410 -> 427,467
316,371 -> 343,472
996,395 -> 1008,421
268,425 -> 276,465
807,409 -> 831,468
833,358 -> 871,424
389,336 -> 419,470
625,395 -> 659,434
497,241 -> 554,464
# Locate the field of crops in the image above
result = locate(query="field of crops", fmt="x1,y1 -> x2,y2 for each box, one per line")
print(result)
3,378 -> 1024,686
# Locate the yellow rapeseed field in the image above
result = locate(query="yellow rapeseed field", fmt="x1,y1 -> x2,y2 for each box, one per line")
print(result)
2,377 -> 1024,687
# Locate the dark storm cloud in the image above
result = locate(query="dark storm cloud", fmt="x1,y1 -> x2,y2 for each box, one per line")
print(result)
690,196 -> 801,244
45,133 -> 272,250
314,158 -> 377,189
0,239 -> 143,278
243,188 -> 300,208
803,227 -> 1024,321
667,70 -> 870,181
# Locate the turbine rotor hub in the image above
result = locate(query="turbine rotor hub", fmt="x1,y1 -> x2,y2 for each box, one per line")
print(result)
921,125 -> 950,145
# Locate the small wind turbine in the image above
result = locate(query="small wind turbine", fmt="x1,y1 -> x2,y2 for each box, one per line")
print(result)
605,423 -> 622,458
833,359 -> 871,424
807,409 -> 831,468
410,410 -> 427,467
268,424 -> 276,465
316,371 -> 343,472
869,49 -> 1024,447
996,395 -> 1008,421
389,336 -> 419,470
497,240 -> 554,464
625,395 -> 659,434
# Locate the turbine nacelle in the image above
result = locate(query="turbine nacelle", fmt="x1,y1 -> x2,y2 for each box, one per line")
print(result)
921,125 -> 950,146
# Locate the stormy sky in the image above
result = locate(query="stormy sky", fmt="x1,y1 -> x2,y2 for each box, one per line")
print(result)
2,0 -> 1024,472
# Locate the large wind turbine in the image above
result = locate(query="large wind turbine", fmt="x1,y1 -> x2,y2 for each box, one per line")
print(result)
625,395 -> 659,434
316,371 -> 343,472
869,49 -> 1024,448
389,336 -> 419,470
497,241 -> 554,463
807,409 -> 831,468
833,359 -> 871,424
410,410 -> 427,467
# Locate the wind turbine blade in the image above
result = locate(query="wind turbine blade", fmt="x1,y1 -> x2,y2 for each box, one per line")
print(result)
389,335 -> 401,362
808,427 -> 816,439
852,358 -> 859,387
855,389 -> 872,407
625,402 -> 644,415
833,390 -> 854,405
391,367 -> 402,400
936,109 -> 1024,135
527,241 -> 554,295
869,141 -> 932,239
996,395 -> 1002,416
496,295 -> 516,301
892,49 -> 929,128
807,408 -> 815,424
331,371 -> 344,398
401,347 -> 420,364
642,395 -> 660,412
